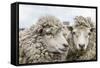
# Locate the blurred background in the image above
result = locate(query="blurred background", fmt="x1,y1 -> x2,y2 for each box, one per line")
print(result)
19,4 -> 96,29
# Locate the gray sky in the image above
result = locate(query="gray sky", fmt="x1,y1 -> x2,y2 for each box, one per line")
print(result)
19,4 -> 96,28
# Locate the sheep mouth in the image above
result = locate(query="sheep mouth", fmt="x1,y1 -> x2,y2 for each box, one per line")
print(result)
79,48 -> 86,51
77,48 -> 85,52
52,52 -> 61,54
58,48 -> 68,53
59,48 -> 67,52
52,49 -> 67,54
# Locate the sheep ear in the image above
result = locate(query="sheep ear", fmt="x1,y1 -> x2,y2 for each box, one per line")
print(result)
67,26 -> 73,31
90,28 -> 95,32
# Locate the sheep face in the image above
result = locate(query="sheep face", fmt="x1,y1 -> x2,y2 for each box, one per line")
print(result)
73,27 -> 90,51
68,26 -> 94,51
36,25 -> 69,54
34,16 -> 70,54
43,28 -> 69,54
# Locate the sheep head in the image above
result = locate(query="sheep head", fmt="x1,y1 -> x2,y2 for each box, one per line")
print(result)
67,16 -> 95,52
32,16 -> 69,54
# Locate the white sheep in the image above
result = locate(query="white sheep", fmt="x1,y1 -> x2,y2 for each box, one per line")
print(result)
66,16 -> 96,61
19,16 -> 69,64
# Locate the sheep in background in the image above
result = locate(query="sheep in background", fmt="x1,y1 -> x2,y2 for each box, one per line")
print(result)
19,16 -> 70,64
66,16 -> 96,61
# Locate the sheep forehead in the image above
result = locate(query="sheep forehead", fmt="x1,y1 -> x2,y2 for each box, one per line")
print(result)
73,27 -> 90,36
37,16 -> 63,27
74,26 -> 90,31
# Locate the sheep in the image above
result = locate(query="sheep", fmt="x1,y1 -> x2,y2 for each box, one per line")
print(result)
66,16 -> 96,61
19,16 -> 70,64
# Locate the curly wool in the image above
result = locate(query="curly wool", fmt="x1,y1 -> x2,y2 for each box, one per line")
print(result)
74,16 -> 95,28
19,16 -> 68,64
66,16 -> 96,61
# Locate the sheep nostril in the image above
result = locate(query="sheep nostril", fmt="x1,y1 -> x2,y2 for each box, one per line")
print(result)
79,44 -> 85,48
63,44 -> 68,48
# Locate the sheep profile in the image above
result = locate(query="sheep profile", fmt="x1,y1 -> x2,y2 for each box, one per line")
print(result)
66,16 -> 96,61
19,16 -> 69,64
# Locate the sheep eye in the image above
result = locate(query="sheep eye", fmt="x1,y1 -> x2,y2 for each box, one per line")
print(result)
88,32 -> 91,35
46,33 -> 51,35
72,32 -> 76,35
